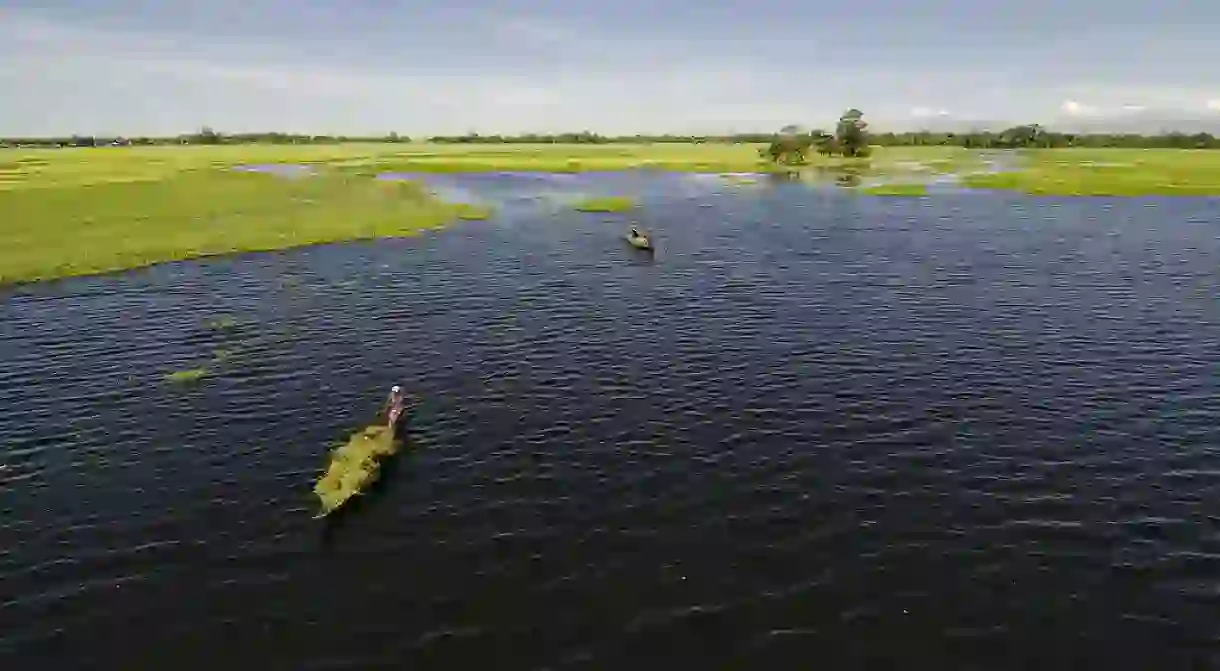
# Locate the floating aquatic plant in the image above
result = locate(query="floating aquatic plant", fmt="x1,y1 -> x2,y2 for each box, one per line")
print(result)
205,315 -> 240,331
454,203 -> 492,220
720,173 -> 760,185
572,196 -> 636,213
165,368 -> 207,384
313,423 -> 402,517
860,183 -> 929,196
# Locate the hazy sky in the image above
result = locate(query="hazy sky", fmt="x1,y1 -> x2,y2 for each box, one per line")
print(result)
4,0 -> 1220,136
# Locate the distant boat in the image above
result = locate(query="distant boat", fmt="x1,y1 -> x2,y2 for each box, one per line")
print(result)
626,231 -> 653,251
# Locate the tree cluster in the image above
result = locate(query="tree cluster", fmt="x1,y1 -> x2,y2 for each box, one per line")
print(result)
760,110 -> 877,164
4,121 -> 1220,150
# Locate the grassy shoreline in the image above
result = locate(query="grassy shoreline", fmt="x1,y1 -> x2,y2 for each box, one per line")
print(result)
961,148 -> 1220,196
0,168 -> 487,285
0,143 -> 948,285
3,143 -> 1220,284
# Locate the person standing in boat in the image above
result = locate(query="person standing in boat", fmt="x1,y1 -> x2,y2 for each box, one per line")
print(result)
381,385 -> 406,428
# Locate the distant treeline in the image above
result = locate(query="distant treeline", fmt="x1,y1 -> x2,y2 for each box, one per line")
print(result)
4,125 -> 1220,149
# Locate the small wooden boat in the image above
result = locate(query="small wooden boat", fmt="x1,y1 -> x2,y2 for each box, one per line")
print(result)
626,232 -> 653,250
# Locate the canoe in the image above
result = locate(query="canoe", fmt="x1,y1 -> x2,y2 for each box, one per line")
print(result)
626,234 -> 652,250
313,423 -> 402,518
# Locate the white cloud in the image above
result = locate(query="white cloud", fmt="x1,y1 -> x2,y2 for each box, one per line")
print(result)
1058,100 -> 1148,117
0,10 -> 825,135
1207,99 -> 1220,111
1055,84 -> 1220,115
1060,99 -> 1100,116
14,7 -> 1215,136
909,107 -> 950,118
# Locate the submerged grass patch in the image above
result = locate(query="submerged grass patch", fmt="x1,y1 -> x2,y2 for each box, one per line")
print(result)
313,423 -> 402,517
572,195 -> 637,212
860,183 -> 929,196
720,174 -> 761,185
205,315 -> 241,331
165,368 -> 207,384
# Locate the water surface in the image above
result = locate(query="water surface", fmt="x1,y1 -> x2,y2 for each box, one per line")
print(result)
3,176 -> 1219,669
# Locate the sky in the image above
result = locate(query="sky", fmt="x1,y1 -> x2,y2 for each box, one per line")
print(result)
3,0 -> 1220,136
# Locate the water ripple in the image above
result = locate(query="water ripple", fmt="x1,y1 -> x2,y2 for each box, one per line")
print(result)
2,184 -> 1219,668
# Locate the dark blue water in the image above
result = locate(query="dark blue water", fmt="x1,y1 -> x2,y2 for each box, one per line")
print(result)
3,176 -> 1220,670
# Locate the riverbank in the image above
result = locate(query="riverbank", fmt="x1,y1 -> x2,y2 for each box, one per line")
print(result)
326,143 -> 972,174
962,148 -> 1220,195
0,143 -> 970,284
0,142 -> 970,185
0,166 -> 487,285
3,143 -> 1219,284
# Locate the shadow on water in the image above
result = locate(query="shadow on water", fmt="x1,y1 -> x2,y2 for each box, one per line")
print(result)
763,167 -> 865,188
317,443 -> 416,550
625,248 -> 657,265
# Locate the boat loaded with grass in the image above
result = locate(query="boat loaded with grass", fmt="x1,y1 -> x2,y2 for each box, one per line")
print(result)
312,386 -> 409,517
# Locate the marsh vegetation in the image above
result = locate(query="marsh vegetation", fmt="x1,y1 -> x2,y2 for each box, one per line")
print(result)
4,132 -> 1220,285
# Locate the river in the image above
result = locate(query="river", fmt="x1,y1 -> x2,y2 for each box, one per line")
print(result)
2,173 -> 1219,669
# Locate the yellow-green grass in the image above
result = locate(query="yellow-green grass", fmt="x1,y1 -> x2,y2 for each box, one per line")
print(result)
23,143 -> 1209,285
327,143 -> 771,174
0,144 -> 403,190
0,167 -> 488,285
205,315 -> 241,331
317,143 -> 974,174
0,143 -> 972,187
453,204 -> 492,220
165,368 -> 208,384
720,174 -> 761,185
314,423 -> 401,517
572,196 -> 637,212
0,143 -> 975,285
859,183 -> 929,196
962,149 -> 1220,196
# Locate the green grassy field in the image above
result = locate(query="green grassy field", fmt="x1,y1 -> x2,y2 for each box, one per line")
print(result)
963,149 -> 1220,195
0,162 -> 486,284
0,142 -> 971,186
2,143 -> 1217,284
0,143 -> 975,284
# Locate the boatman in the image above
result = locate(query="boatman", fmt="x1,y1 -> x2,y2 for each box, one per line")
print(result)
383,385 -> 406,428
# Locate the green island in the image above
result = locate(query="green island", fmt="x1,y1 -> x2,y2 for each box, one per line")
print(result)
572,195 -> 637,212
860,183 -> 930,196
165,368 -> 208,384
3,114 -> 1220,284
